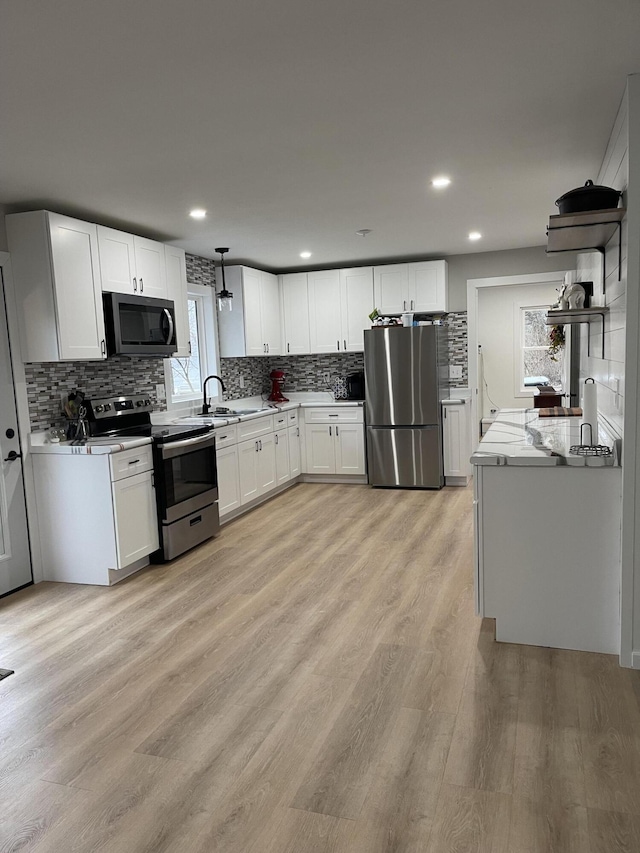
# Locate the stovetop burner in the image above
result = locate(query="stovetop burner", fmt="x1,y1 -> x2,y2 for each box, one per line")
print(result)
84,394 -> 213,444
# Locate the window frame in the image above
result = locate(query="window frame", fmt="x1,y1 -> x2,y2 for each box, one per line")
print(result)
164,284 -> 220,411
515,303 -> 562,397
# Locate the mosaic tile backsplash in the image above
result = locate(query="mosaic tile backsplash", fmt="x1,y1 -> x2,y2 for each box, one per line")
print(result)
26,357 -> 167,432
185,253 -> 217,288
445,311 -> 468,387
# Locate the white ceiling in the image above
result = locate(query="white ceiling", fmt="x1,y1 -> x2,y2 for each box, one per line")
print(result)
1,0 -> 638,270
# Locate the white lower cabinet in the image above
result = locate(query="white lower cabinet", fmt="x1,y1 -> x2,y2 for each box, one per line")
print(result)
238,435 -> 277,505
442,400 -> 471,485
304,422 -> 365,475
304,424 -> 336,473
288,425 -> 301,478
216,444 -> 241,516
335,423 -> 366,475
112,470 -> 159,567
274,430 -> 290,486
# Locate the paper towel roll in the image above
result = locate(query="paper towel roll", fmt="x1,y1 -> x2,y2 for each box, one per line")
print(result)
581,378 -> 598,445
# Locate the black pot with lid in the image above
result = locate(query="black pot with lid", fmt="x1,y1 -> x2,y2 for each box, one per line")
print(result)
555,180 -> 621,215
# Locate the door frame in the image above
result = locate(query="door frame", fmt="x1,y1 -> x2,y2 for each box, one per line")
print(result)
0,251 -> 42,584
467,271 -> 572,441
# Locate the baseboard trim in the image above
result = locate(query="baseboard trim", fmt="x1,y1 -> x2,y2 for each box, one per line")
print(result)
300,474 -> 369,485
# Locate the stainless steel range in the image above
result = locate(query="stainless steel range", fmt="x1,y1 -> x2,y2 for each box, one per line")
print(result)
85,395 -> 220,560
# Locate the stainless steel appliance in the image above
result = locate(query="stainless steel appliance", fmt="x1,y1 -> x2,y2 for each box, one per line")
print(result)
85,395 -> 219,559
345,370 -> 365,400
103,293 -> 177,357
364,326 -> 448,488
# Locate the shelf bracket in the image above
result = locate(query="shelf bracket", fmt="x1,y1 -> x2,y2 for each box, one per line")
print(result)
585,312 -> 606,359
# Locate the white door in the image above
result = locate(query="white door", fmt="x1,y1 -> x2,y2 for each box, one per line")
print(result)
165,245 -> 190,357
274,430 -> 290,486
308,270 -> 342,353
133,236 -> 167,298
288,425 -> 301,478
281,273 -> 310,354
260,273 -> 282,355
335,424 -> 365,475
112,471 -> 159,569
217,445 -> 241,516
408,260 -> 448,312
97,226 -> 136,294
257,433 -> 277,493
242,268 -> 265,356
48,213 -> 107,361
373,264 -> 409,314
0,270 -> 32,595
340,267 -> 373,352
238,438 -> 260,504
304,424 -> 335,474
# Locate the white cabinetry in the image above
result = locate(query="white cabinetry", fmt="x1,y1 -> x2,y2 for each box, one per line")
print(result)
218,266 -> 282,357
215,425 -> 241,518
165,244 -> 190,357
340,267 -> 374,352
442,400 -> 471,485
288,425 -> 301,477
32,443 -> 158,585
302,407 -> 366,476
308,269 -> 342,353
280,273 -> 310,354
97,226 -> 168,298
238,434 -> 277,505
374,260 -> 447,314
6,210 -> 107,362
274,430 -> 290,486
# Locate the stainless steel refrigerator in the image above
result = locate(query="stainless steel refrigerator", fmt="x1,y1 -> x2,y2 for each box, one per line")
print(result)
364,325 -> 449,488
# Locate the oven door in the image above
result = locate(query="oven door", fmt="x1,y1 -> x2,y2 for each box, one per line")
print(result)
156,433 -> 218,523
104,292 -> 177,357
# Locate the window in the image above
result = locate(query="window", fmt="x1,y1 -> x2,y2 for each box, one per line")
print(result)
519,306 -> 562,393
165,285 -> 219,408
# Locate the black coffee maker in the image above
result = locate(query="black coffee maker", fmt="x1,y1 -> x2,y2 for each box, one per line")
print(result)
345,370 -> 365,400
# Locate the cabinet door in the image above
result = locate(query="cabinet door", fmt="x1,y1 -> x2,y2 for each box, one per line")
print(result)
112,470 -> 159,569
238,438 -> 260,504
97,226 -> 136,294
288,425 -> 301,478
281,273 -> 310,355
373,264 -> 409,314
217,444 -> 241,516
242,268 -> 265,356
443,403 -> 470,478
260,272 -> 282,355
274,430 -> 290,486
134,236 -> 167,298
304,424 -> 335,474
165,245 -> 190,357
335,424 -> 365,475
308,270 -> 342,353
408,260 -> 448,313
340,266 -> 373,352
257,433 -> 277,493
48,213 -> 107,360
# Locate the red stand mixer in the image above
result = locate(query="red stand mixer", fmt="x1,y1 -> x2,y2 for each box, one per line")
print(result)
268,369 -> 289,403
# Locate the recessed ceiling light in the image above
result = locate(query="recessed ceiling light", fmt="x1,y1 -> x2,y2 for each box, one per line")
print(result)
189,208 -> 207,219
431,176 -> 451,188
356,229 -> 372,237
300,251 -> 312,259
468,231 -> 482,241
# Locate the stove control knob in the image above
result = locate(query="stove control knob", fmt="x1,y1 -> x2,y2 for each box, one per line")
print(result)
136,400 -> 143,407
104,403 -> 111,411
95,405 -> 104,413
145,399 -> 151,406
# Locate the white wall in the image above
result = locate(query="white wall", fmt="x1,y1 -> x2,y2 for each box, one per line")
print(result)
477,280 -> 564,418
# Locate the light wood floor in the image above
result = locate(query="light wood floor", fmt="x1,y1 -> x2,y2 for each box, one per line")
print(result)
2,482 -> 640,852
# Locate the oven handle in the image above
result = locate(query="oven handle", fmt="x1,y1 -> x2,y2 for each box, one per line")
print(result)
160,432 -> 216,458
163,308 -> 175,346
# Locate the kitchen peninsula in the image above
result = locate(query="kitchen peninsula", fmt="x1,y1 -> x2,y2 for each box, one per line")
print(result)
471,408 -> 622,654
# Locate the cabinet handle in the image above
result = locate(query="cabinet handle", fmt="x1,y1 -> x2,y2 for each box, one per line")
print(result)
411,300 -> 414,310
296,427 -> 299,437
220,435 -> 228,440
128,459 -> 140,465
140,277 -> 144,293
275,434 -> 279,445
329,426 -> 332,437
337,340 -> 340,351
287,342 -> 290,353
336,426 -> 339,436
403,300 -> 407,310
344,339 -> 347,350
444,408 -> 447,418
101,339 -> 106,356
188,341 -> 192,355
133,277 -> 137,292
255,441 -> 259,452
259,439 -> 262,450
329,414 -> 338,417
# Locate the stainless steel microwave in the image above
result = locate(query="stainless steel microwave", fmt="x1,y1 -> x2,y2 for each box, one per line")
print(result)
103,293 -> 177,357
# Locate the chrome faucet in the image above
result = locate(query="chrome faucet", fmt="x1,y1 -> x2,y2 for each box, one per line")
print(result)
202,375 -> 227,415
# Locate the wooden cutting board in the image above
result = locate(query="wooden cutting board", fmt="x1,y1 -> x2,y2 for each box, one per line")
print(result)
537,407 -> 583,417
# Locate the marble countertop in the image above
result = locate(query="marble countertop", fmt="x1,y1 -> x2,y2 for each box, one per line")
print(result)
471,408 -> 618,468
30,433 -> 152,455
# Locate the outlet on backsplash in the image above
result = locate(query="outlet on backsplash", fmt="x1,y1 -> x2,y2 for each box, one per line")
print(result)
156,384 -> 166,401
239,376 -> 245,389
323,372 -> 330,384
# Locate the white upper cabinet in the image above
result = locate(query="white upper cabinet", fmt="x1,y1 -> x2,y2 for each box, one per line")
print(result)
97,227 -> 167,299
218,266 -> 282,357
408,260 -> 448,313
6,211 -> 107,362
340,266 -> 373,352
374,261 -> 447,314
308,269 -> 342,353
165,245 -> 190,357
280,273 -> 310,355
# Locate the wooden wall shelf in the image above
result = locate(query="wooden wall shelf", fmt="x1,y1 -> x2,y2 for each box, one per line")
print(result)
546,307 -> 609,359
546,208 -> 625,287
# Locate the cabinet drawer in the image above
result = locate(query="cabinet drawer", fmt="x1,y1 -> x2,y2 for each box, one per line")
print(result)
304,406 -> 364,424
273,411 -> 290,430
285,409 -> 299,427
109,444 -> 154,481
237,414 -> 274,441
214,424 -> 238,448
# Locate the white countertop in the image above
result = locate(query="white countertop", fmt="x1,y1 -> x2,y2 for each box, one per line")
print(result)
30,433 -> 152,455
471,408 -> 618,468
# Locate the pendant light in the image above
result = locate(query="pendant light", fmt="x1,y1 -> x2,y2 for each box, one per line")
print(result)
215,247 -> 233,312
